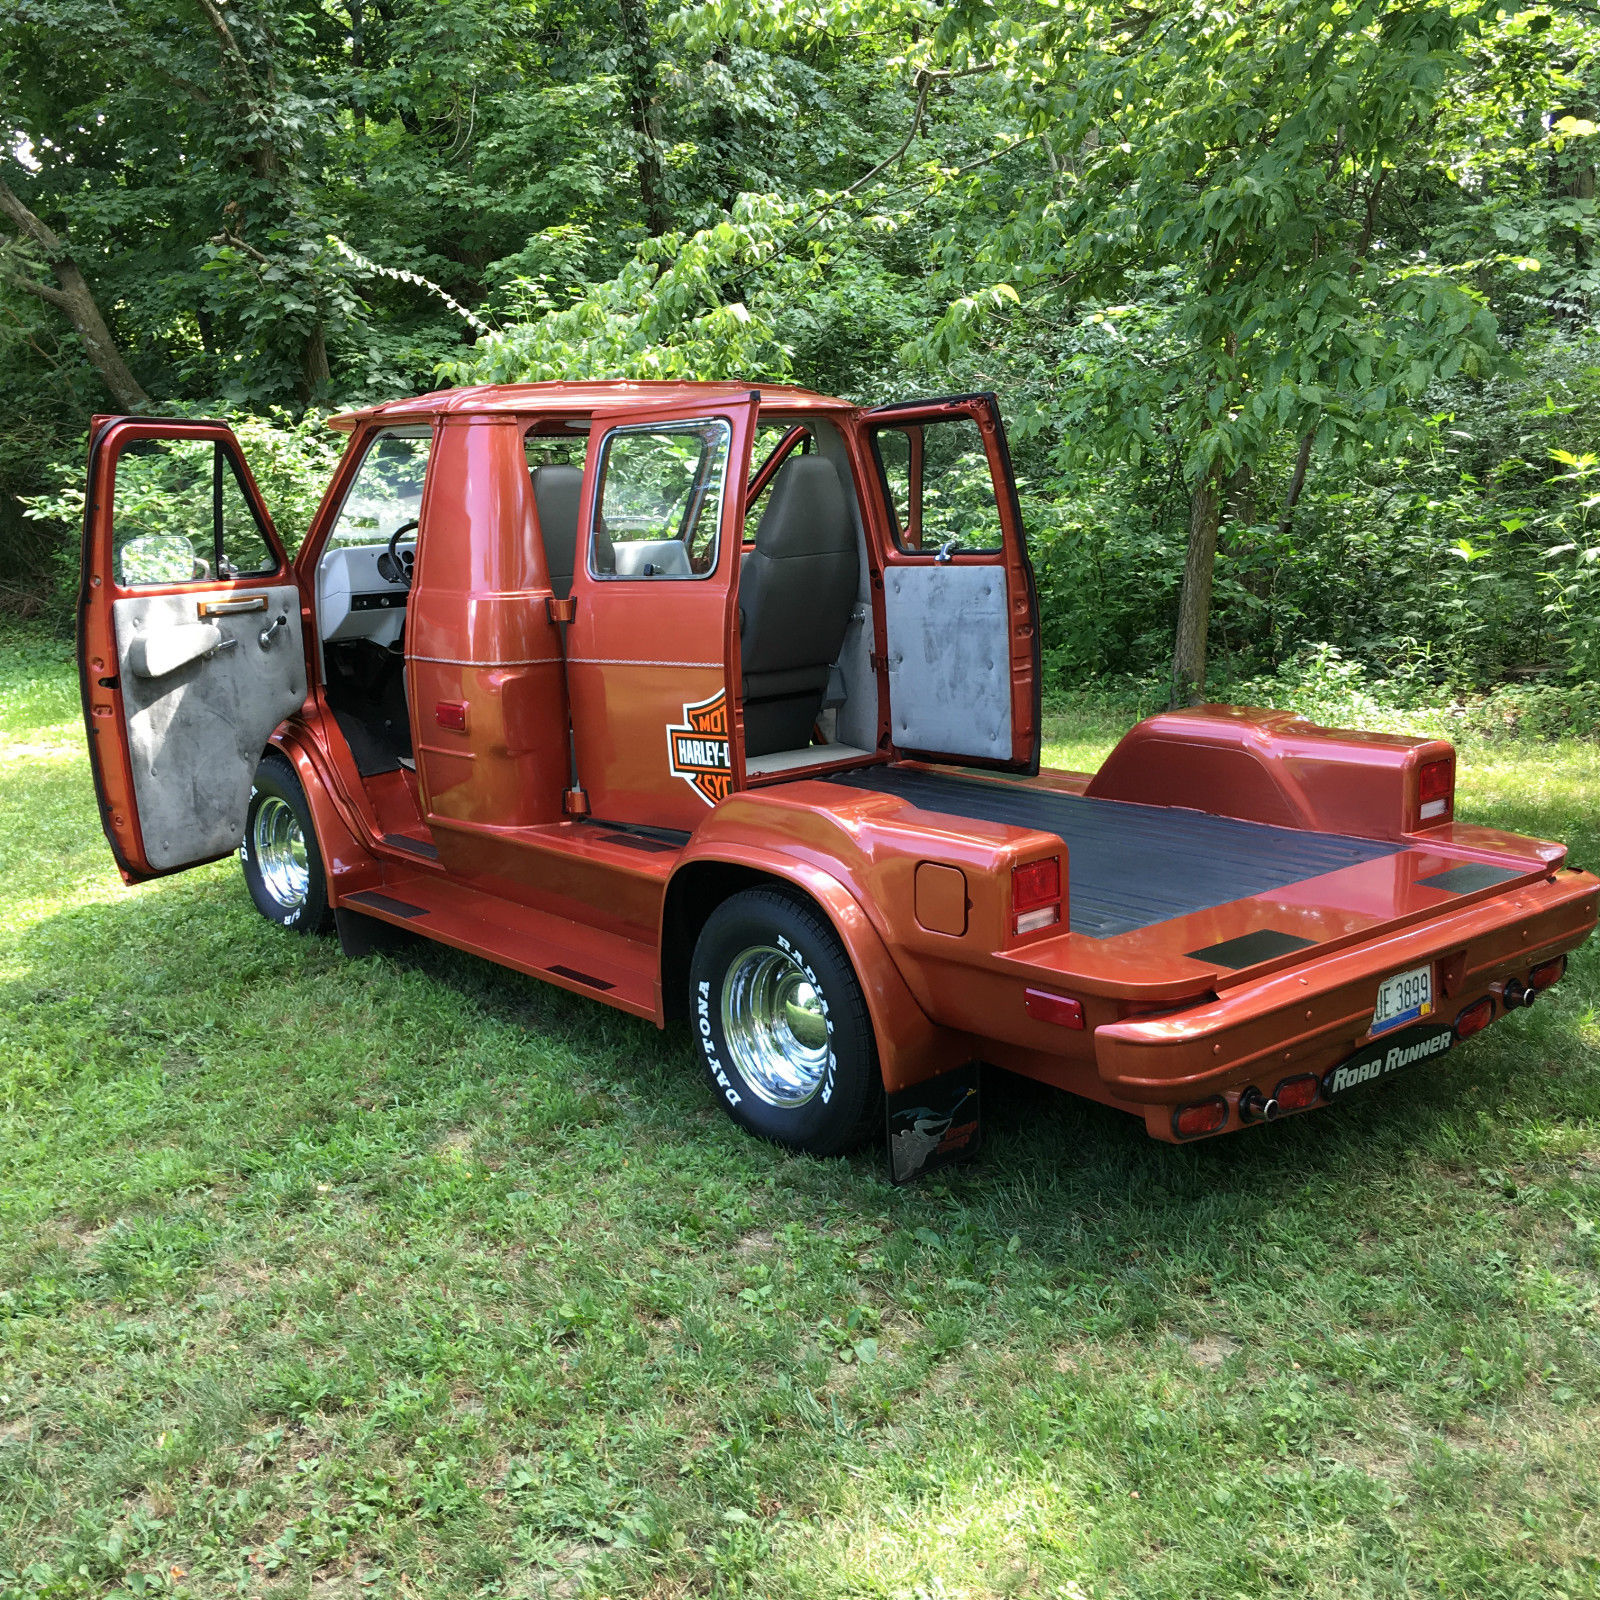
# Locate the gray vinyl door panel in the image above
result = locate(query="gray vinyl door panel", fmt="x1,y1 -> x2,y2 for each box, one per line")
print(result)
882,565 -> 1011,762
112,586 -> 305,870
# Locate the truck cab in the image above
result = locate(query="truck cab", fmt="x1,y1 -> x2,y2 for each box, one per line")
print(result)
78,383 -> 1598,1176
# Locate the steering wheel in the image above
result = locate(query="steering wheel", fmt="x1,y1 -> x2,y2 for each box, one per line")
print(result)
377,518 -> 419,587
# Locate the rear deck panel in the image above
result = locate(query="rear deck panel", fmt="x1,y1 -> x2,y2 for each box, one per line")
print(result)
829,766 -> 1402,937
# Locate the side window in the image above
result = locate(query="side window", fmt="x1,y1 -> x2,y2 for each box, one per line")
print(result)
112,437 -> 277,588
326,430 -> 432,551
870,416 -> 1004,555
591,420 -> 730,579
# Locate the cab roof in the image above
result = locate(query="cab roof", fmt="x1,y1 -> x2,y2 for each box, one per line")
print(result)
328,380 -> 852,433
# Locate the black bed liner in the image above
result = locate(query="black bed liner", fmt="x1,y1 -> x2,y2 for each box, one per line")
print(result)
829,766 -> 1402,938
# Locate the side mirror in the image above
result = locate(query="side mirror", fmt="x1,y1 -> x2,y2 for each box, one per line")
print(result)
117,533 -> 203,587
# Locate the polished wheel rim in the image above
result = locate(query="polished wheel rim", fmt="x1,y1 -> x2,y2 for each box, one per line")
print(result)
252,794 -> 310,911
720,944 -> 831,1108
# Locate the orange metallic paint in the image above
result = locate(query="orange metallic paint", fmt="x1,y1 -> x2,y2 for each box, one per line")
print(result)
408,416 -> 571,843
565,394 -> 760,833
1086,706 -> 1458,839
78,384 -> 1600,1151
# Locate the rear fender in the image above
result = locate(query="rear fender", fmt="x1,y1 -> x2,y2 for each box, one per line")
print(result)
664,845 -> 966,1093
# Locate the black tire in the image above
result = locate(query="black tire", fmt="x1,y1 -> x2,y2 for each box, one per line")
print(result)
239,752 -> 333,935
688,888 -> 883,1155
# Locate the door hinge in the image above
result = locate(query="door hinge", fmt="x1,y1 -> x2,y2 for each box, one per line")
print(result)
869,652 -> 889,674
563,787 -> 590,817
547,595 -> 577,625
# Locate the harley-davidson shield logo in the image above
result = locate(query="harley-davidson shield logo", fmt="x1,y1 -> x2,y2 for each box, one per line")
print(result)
667,689 -> 732,805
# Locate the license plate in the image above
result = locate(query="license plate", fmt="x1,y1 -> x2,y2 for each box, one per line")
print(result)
1370,963 -> 1434,1037
1323,1021 -> 1454,1098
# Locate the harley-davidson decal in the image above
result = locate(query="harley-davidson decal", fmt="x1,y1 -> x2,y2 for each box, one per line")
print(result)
667,689 -> 732,805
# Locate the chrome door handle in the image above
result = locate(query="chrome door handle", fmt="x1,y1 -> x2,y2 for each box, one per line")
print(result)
259,614 -> 288,648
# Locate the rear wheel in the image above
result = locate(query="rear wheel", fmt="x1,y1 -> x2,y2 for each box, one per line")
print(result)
689,888 -> 882,1154
239,753 -> 332,934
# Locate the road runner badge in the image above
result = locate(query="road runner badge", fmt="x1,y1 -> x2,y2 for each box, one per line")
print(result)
886,1063 -> 982,1184
666,689 -> 732,805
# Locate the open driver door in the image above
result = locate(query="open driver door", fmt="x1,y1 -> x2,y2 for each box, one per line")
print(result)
862,392 -> 1040,772
78,416 -> 307,882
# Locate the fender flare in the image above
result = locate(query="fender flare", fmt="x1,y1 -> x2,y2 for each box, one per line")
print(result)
663,846 -> 966,1094
266,723 -> 378,896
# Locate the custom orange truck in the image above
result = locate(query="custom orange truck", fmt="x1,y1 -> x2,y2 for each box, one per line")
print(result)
78,384 -> 1597,1180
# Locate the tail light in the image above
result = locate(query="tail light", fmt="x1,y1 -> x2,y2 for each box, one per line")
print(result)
1024,988 -> 1085,1028
1417,757 -> 1454,824
1273,1073 -> 1320,1112
1529,956 -> 1567,991
1012,857 -> 1061,936
1172,1097 -> 1228,1139
1454,996 -> 1494,1039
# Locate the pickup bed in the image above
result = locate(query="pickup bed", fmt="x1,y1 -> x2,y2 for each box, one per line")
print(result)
76,382 -> 1597,1178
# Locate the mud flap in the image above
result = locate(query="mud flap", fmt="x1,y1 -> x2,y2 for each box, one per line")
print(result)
334,906 -> 418,960
886,1062 -> 983,1184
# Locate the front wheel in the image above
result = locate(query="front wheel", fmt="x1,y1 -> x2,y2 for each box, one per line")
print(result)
239,753 -> 333,934
688,888 -> 882,1155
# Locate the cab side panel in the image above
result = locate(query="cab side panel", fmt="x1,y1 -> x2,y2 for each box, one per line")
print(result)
407,418 -> 570,843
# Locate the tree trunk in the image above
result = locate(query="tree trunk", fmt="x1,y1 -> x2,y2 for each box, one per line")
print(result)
298,317 -> 331,403
618,0 -> 672,235
349,0 -> 366,134
1170,462 -> 1224,707
1277,431 -> 1314,538
0,176 -> 151,411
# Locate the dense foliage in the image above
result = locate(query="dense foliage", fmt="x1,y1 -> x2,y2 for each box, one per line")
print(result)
2,0 -> 1597,710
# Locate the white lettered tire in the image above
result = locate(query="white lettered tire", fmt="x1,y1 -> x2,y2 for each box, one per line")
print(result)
689,888 -> 882,1155
239,753 -> 333,935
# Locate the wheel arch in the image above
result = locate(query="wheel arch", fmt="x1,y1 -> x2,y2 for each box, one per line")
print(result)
264,724 -> 375,895
660,850 -> 962,1093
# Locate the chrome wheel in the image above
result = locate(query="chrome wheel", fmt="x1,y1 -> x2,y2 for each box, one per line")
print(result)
720,943 -> 831,1107
251,794 -> 309,912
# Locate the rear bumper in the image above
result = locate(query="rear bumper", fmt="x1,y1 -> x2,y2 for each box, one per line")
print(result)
1090,868 -> 1597,1135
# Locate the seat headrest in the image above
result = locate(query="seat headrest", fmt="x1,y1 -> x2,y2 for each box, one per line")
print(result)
531,464 -> 584,579
753,456 -> 852,559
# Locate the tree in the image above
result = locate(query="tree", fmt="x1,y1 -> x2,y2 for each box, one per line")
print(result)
921,0 -> 1507,702
0,174 -> 150,411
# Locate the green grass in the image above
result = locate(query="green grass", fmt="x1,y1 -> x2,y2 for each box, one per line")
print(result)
2,622 -> 1598,1599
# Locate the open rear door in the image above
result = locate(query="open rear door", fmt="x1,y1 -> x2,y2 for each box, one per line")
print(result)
78,416 -> 306,882
861,392 -> 1039,772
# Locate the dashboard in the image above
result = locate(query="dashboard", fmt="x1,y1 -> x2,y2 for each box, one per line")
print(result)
317,543 -> 413,647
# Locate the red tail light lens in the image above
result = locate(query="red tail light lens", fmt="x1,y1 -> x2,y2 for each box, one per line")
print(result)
1417,757 -> 1454,824
1454,996 -> 1494,1039
1529,956 -> 1567,991
1273,1073 -> 1320,1112
1172,1097 -> 1228,1139
1024,988 -> 1085,1029
1012,857 -> 1061,935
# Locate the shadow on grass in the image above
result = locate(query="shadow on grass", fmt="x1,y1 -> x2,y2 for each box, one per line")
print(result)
13,859 -> 1590,1288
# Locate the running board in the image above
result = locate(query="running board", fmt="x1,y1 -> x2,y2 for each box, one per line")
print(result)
332,872 -> 659,1018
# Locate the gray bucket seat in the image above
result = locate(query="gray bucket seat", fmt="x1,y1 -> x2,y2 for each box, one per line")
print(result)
738,455 -> 859,757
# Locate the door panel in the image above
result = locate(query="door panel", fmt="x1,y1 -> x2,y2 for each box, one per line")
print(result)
566,395 -> 759,830
882,565 -> 1012,760
79,416 -> 304,881
112,585 -> 305,870
862,393 -> 1039,771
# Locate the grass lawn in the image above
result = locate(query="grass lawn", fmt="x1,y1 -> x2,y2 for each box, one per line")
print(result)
2,622 -> 1598,1599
